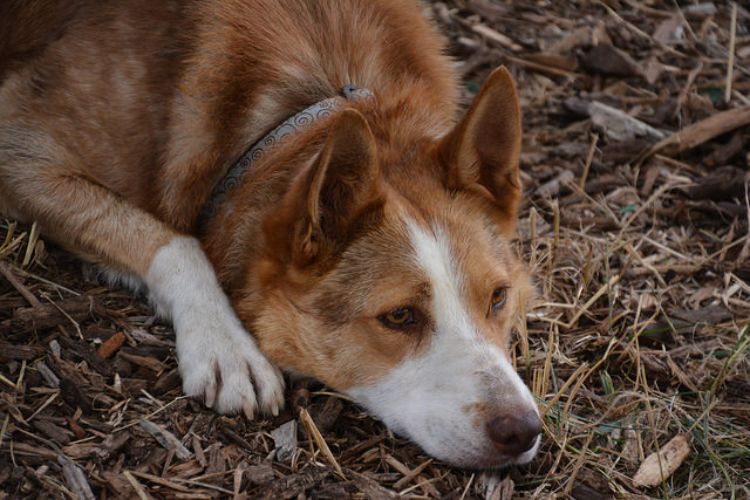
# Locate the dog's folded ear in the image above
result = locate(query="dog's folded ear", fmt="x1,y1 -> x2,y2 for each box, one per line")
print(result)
438,66 -> 522,237
295,108 -> 381,264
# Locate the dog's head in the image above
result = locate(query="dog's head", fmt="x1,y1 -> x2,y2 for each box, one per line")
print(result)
244,67 -> 541,468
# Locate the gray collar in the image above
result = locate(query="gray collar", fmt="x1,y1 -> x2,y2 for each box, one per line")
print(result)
197,85 -> 374,231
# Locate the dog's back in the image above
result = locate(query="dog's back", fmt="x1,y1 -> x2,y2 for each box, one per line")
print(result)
0,0 -> 457,227
0,0 -> 83,81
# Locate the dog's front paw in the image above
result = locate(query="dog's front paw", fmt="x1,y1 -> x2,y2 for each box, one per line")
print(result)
175,315 -> 285,419
146,237 -> 285,418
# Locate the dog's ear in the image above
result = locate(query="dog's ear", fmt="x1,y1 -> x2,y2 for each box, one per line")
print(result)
295,109 -> 380,264
438,66 -> 522,237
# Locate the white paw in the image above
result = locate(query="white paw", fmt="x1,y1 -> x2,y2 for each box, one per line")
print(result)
175,311 -> 285,418
146,237 -> 285,419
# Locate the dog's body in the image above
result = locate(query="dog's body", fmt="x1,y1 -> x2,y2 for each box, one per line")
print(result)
1,0 -> 541,468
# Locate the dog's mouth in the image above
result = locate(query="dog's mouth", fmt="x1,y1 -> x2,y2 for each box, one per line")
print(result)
427,433 -> 541,471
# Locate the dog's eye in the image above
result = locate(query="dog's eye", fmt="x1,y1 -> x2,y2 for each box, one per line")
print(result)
379,307 -> 416,329
490,287 -> 508,313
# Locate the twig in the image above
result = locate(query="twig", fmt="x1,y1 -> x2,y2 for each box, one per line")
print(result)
639,106 -> 750,162
299,407 -> 345,479
123,471 -> 151,500
564,274 -> 621,330
579,133 -> 599,190
0,261 -> 41,307
139,420 -> 192,460
725,3 -> 737,104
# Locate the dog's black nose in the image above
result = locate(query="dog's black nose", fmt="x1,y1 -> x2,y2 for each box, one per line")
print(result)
486,410 -> 542,456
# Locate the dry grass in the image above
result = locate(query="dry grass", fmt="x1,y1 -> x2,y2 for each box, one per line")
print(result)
1,1 -> 749,498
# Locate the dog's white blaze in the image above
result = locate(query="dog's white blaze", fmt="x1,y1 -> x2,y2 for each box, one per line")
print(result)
348,219 -> 539,467
146,236 -> 284,416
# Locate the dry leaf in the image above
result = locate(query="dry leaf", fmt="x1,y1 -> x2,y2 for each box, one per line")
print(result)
633,434 -> 690,487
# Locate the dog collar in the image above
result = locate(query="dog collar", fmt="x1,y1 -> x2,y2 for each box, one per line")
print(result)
197,85 -> 374,232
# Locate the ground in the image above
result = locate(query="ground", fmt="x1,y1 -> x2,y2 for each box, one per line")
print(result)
1,1 -> 749,498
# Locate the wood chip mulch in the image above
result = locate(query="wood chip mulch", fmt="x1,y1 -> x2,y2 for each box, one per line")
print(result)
2,1 -> 749,498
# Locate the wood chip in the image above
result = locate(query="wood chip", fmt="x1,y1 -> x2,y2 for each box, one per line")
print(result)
652,14 -> 684,45
470,24 -> 522,51
139,420 -> 192,460
118,352 -> 167,372
0,296 -> 102,333
582,43 -> 643,78
589,102 -> 666,142
270,419 -> 297,463
245,464 -> 275,484
58,455 -> 95,500
123,470 -> 153,500
96,331 -> 126,359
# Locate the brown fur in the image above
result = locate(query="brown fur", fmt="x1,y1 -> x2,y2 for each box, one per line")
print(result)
0,1 -> 528,394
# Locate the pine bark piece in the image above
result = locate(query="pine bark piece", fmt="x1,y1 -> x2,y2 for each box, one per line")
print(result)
687,166 -> 747,201
588,102 -> 666,142
582,43 -> 643,78
633,434 -> 691,488
58,455 -> 95,500
312,396 -> 343,434
34,360 -> 60,387
118,352 -> 167,372
0,296 -> 103,333
139,420 -> 192,461
0,342 -> 44,361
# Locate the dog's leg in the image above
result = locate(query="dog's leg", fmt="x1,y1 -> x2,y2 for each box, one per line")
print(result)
0,126 -> 284,418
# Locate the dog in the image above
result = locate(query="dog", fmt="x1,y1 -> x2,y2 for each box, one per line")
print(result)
0,0 -> 541,468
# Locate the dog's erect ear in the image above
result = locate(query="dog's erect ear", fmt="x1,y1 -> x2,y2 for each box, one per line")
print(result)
439,66 -> 522,237
296,109 -> 380,264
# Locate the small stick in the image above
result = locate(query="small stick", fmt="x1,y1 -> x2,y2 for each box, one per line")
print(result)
299,407 -> 345,479
639,105 -> 750,162
529,207 -> 538,266
579,133 -> 599,190
0,261 -> 42,307
725,3 -> 737,104
459,473 -> 475,500
551,200 -> 560,268
21,222 -> 39,268
392,458 -> 433,489
128,471 -> 193,493
139,420 -> 192,460
503,54 -> 578,78
598,0 -> 687,58
0,414 -> 9,447
563,432 -> 594,496
1,221 -> 15,248
673,62 -> 703,120
541,361 -> 588,419
565,274 -> 621,330
471,24 -> 521,51
123,471 -> 152,500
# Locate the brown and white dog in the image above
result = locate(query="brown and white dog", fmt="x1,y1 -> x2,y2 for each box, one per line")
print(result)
0,0 -> 541,468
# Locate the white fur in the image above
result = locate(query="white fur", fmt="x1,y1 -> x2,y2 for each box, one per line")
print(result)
347,220 -> 539,468
146,237 -> 284,417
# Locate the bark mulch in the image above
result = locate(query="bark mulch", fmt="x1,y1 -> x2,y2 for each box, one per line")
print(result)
2,0 -> 749,498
